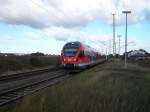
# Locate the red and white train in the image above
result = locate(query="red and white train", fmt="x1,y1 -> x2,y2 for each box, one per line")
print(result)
61,41 -> 106,69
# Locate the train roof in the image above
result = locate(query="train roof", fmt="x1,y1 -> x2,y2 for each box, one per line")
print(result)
65,41 -> 81,45
63,41 -> 81,48
63,41 -> 101,54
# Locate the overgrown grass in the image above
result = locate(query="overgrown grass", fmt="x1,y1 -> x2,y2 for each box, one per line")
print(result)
1,59 -> 150,112
128,59 -> 150,68
0,55 -> 60,75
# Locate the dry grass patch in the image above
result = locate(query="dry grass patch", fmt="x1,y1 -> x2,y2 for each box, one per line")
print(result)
1,59 -> 150,112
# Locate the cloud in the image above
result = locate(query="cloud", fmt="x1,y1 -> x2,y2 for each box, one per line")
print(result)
0,0 -> 48,28
24,32 -> 42,40
0,0 -> 119,28
117,0 -> 146,24
144,0 -> 150,21
41,26 -> 112,43
23,26 -> 112,47
0,0 -> 150,28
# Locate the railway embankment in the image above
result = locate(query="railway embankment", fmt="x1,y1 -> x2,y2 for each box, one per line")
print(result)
0,54 -> 60,76
1,59 -> 150,112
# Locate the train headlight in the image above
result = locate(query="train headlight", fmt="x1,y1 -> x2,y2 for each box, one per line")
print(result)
73,59 -> 76,61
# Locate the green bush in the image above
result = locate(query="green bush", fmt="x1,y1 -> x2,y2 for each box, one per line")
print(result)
0,54 -> 60,75
30,57 -> 43,67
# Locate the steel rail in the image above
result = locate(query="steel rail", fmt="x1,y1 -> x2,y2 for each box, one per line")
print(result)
0,70 -> 68,106
0,66 -> 59,82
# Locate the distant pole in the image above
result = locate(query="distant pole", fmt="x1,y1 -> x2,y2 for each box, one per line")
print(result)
106,46 -> 107,60
122,11 -> 131,68
112,13 -> 116,56
109,39 -> 111,55
117,35 -> 121,55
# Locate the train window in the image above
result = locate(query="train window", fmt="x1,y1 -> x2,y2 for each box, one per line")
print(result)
79,51 -> 84,58
63,49 -> 78,57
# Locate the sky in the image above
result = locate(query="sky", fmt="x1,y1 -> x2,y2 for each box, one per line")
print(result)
0,0 -> 150,55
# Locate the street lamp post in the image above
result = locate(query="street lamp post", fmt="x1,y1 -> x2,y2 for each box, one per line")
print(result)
112,13 -> 116,57
109,39 -> 111,55
122,11 -> 131,68
117,35 -> 121,55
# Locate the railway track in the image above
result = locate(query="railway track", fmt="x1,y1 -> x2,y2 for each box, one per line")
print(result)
0,67 -> 70,107
0,66 -> 59,82
0,60 -> 106,107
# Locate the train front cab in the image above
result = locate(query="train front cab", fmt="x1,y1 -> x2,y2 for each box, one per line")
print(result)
61,42 -> 86,69
62,49 -> 87,69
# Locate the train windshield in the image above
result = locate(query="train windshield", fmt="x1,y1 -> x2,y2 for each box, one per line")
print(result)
63,42 -> 80,57
64,49 -> 78,57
